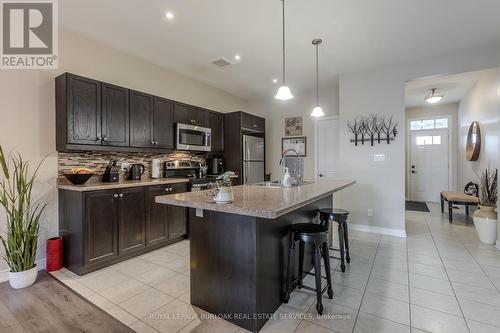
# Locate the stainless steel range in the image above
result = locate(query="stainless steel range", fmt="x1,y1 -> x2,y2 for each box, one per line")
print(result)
164,160 -> 215,191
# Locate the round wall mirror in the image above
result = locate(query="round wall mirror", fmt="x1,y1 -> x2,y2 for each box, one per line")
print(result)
466,121 -> 481,161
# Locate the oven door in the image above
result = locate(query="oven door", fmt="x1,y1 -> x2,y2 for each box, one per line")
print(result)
176,124 -> 211,151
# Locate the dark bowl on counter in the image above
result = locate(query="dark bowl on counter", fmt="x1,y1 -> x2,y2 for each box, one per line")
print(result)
63,173 -> 94,185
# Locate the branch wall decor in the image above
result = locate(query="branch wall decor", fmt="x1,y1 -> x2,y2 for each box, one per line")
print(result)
347,115 -> 398,146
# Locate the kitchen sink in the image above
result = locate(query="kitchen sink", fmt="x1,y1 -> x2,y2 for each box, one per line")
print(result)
249,180 -> 314,187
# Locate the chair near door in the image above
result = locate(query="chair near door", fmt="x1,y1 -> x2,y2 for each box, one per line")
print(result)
440,182 -> 479,223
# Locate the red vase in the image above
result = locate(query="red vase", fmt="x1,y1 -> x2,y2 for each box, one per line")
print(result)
46,237 -> 62,272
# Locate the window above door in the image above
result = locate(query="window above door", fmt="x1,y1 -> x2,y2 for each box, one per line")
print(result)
410,118 -> 448,131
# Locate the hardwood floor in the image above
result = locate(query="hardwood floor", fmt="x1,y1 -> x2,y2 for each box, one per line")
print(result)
0,271 -> 134,333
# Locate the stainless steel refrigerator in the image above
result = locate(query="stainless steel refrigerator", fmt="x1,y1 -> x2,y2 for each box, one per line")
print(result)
242,135 -> 265,184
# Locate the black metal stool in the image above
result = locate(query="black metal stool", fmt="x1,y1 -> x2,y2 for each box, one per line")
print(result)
318,208 -> 351,272
283,223 -> 333,315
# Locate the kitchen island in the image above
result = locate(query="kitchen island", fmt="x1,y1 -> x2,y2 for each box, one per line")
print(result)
156,180 -> 355,332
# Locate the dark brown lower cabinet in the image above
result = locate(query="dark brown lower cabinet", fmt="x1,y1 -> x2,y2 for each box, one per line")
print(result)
118,187 -> 146,255
146,184 -> 188,246
84,189 -> 118,267
59,183 -> 188,275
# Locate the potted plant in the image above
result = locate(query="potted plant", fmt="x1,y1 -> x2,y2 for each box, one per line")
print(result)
213,172 -> 235,203
0,146 -> 46,289
473,166 -> 498,244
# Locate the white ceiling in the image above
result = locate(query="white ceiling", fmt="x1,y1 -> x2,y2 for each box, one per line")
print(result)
60,0 -> 500,101
405,69 -> 494,108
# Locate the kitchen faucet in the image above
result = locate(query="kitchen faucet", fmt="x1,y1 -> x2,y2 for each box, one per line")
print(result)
279,149 -> 303,185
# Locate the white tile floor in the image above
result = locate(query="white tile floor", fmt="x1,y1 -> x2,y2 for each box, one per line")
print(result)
50,203 -> 500,333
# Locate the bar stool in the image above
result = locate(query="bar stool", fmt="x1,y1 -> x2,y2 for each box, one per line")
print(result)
318,208 -> 351,272
283,223 -> 333,315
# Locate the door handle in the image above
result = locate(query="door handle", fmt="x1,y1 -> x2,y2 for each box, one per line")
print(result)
318,173 -> 324,177
411,171 -> 415,174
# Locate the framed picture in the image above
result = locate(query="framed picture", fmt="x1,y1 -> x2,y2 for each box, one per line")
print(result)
285,117 -> 303,136
282,137 -> 307,157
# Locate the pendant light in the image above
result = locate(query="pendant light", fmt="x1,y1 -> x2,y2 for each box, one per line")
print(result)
310,39 -> 325,117
275,0 -> 293,100
424,88 -> 444,104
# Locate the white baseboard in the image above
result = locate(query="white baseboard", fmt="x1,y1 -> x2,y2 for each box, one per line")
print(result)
349,223 -> 407,238
0,259 -> 46,283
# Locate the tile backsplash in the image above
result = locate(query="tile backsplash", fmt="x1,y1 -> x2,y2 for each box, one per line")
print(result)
58,151 -> 206,178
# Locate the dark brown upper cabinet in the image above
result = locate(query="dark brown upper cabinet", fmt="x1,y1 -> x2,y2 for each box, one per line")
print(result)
209,112 -> 224,152
174,103 -> 209,127
56,72 -> 224,153
241,112 -> 265,132
101,83 -> 129,146
129,90 -> 154,148
60,74 -> 102,146
153,97 -> 174,149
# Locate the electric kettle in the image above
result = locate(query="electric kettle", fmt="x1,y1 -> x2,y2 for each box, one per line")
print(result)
127,163 -> 145,180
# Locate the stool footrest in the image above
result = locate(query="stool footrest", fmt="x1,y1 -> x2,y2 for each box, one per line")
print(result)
302,271 -> 328,280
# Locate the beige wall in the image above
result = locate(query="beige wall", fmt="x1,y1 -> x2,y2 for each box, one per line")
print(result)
0,29 -> 247,276
458,68 -> 499,190
247,84 -> 339,182
405,103 -> 459,197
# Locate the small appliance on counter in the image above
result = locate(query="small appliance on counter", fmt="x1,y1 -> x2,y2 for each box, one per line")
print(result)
102,160 -> 120,182
208,157 -> 224,175
127,163 -> 145,180
151,159 -> 161,179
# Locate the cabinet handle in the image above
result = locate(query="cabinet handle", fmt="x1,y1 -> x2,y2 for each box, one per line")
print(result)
119,193 -> 123,198
113,194 -> 118,198
253,124 -> 257,128
151,140 -> 155,145
155,141 -> 159,145
97,136 -> 102,141
102,137 -> 107,141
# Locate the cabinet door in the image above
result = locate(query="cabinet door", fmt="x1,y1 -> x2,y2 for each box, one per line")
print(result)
209,112 -> 224,152
153,97 -> 174,149
67,74 -> 102,145
118,187 -> 146,255
168,184 -> 188,239
83,190 -> 118,266
101,83 -> 129,146
253,116 -> 265,132
174,103 -> 191,125
191,108 -> 209,127
130,91 -> 154,148
241,112 -> 254,130
146,185 -> 170,246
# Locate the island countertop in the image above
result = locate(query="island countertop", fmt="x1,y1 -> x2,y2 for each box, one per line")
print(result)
156,179 -> 356,219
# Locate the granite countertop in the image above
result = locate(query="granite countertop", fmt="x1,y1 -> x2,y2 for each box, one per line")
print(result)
155,180 -> 356,219
58,176 -> 190,192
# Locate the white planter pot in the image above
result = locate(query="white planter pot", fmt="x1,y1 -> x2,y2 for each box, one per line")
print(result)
214,187 -> 234,203
473,206 -> 498,245
8,265 -> 38,289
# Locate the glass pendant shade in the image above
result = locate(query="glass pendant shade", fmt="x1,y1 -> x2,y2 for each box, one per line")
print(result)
311,106 -> 325,117
424,88 -> 444,104
275,85 -> 293,100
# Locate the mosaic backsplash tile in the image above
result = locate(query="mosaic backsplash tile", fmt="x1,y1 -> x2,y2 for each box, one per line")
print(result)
58,151 -> 206,179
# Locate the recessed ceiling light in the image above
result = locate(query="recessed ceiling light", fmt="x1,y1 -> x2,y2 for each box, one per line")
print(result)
272,78 -> 278,83
234,54 -> 241,61
165,11 -> 174,20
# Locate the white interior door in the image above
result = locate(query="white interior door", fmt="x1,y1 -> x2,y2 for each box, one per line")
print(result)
410,129 -> 449,202
317,118 -> 339,179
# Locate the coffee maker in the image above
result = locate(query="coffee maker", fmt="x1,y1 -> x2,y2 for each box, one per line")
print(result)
208,157 -> 224,175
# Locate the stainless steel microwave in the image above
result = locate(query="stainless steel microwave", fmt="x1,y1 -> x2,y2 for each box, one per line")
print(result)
176,123 -> 211,151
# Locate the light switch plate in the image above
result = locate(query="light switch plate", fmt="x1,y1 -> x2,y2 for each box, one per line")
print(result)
196,208 -> 203,217
373,154 -> 385,162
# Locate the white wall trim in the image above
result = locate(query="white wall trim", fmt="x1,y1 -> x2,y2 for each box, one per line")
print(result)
0,259 -> 46,283
349,223 -> 407,238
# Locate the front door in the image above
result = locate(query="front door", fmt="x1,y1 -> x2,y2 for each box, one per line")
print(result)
410,129 -> 449,202
317,118 -> 339,179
